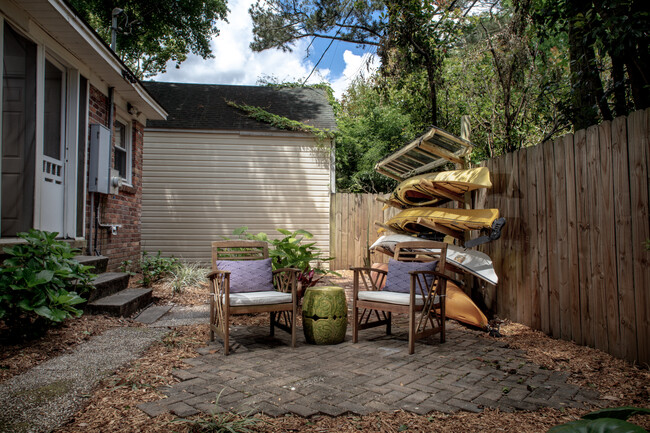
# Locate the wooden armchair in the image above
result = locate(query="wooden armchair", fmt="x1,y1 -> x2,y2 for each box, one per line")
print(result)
351,241 -> 449,354
207,240 -> 298,355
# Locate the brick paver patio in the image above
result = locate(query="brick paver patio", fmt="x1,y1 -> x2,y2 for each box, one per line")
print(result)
138,321 -> 600,418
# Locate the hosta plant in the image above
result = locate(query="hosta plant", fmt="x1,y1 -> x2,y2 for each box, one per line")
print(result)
0,229 -> 95,338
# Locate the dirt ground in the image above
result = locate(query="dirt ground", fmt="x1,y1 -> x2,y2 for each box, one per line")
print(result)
2,275 -> 649,432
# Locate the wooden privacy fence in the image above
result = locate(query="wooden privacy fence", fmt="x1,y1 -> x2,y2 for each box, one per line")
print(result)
329,193 -> 399,270
479,109 -> 649,366
329,109 -> 648,365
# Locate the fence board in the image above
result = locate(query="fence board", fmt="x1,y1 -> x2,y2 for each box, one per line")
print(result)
492,156 -> 506,317
587,125 -> 609,353
628,110 -> 650,365
563,133 -> 581,344
611,116 -> 637,362
553,138 -> 571,340
535,143 -> 550,335
574,128 -> 594,348
518,148 -> 530,326
526,145 -> 541,330
544,140 -> 561,338
598,121 -> 621,357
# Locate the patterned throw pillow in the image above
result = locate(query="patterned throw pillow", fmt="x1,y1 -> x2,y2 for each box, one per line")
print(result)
384,258 -> 438,295
215,258 -> 274,293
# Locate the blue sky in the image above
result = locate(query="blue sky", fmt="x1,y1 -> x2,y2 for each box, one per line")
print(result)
153,0 -> 378,99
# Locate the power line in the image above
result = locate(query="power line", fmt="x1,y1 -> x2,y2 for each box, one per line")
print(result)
302,5 -> 355,85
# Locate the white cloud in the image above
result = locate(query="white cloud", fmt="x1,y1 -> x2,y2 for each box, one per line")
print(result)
154,0 -> 379,100
329,50 -> 380,99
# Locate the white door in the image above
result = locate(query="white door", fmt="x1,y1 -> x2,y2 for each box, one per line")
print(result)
40,58 -> 65,234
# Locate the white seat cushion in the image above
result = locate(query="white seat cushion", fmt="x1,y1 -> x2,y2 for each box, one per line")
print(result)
224,291 -> 293,306
357,290 -> 440,306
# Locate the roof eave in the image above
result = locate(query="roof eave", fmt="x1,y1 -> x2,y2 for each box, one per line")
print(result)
20,0 -> 167,120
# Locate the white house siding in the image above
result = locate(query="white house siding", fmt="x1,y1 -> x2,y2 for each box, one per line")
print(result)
142,129 -> 331,265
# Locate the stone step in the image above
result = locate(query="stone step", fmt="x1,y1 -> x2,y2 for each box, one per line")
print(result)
86,288 -> 153,317
73,255 -> 109,274
86,272 -> 130,302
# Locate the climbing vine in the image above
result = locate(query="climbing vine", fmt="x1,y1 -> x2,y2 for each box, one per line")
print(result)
225,100 -> 336,149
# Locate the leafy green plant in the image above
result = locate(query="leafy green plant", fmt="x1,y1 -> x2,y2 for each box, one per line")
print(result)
547,406 -> 650,432
175,391 -> 262,432
165,262 -> 208,294
233,227 -> 336,292
0,229 -> 96,336
124,251 -> 178,287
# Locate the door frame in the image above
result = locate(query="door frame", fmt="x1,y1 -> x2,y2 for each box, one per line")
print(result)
0,18 -> 82,239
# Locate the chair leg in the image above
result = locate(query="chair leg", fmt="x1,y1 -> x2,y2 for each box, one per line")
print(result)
270,312 -> 276,337
352,306 -> 359,343
209,297 -> 215,342
387,312 -> 392,335
291,310 -> 296,348
223,315 -> 230,356
408,305 -> 415,355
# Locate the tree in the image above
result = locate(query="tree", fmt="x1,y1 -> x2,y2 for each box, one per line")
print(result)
531,0 -> 650,129
249,0 -> 484,127
336,76 -> 419,193
69,0 -> 229,78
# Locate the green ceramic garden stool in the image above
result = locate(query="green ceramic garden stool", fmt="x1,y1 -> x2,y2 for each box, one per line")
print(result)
302,286 -> 348,345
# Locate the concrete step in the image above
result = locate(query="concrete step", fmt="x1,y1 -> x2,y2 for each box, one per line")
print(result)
86,272 -> 130,302
86,288 -> 153,317
73,255 -> 109,274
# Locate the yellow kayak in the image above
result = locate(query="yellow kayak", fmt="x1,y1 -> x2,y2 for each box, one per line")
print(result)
385,167 -> 492,209
380,207 -> 499,240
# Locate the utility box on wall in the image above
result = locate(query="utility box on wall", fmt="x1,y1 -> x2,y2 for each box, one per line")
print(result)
88,124 -> 111,194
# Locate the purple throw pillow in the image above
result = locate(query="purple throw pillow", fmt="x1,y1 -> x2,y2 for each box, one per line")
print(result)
215,258 -> 274,293
384,258 -> 438,295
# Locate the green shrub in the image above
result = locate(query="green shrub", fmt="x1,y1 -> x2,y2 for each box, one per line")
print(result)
122,251 -> 178,287
0,229 -> 95,336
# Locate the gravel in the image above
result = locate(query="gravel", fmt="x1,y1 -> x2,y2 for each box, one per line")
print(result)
0,327 -> 168,433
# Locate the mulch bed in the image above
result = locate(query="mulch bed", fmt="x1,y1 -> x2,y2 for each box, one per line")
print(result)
3,274 -> 649,432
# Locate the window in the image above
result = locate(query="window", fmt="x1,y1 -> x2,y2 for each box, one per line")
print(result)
113,119 -> 131,182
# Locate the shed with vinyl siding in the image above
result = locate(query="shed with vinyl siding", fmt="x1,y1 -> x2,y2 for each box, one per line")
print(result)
142,82 -> 336,264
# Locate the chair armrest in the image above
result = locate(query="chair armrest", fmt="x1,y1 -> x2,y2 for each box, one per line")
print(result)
273,267 -> 300,275
206,269 -> 230,280
351,267 -> 386,295
272,268 -> 299,296
408,270 -> 448,279
350,266 -> 387,275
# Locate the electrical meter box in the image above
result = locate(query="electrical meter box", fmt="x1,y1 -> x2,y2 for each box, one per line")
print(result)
88,124 -> 111,194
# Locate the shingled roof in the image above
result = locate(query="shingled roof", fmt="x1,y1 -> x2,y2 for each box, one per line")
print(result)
144,82 -> 337,132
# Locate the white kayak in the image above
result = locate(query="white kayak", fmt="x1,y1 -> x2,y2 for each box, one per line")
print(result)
370,234 -> 498,286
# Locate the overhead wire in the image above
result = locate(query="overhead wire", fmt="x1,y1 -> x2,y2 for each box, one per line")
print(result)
301,3 -> 355,85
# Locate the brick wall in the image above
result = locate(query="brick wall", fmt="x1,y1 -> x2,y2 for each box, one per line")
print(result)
87,85 -> 143,271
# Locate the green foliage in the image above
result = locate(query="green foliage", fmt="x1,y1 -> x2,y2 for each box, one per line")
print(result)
233,227 -> 335,289
69,0 -> 229,77
336,76 -> 418,193
122,251 -> 178,287
175,391 -> 262,432
165,262 -> 208,294
547,406 -> 650,433
0,230 -> 95,335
